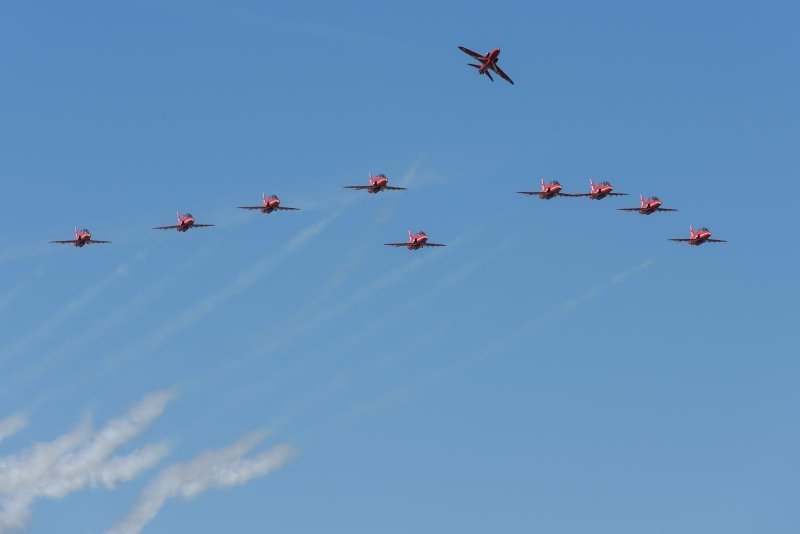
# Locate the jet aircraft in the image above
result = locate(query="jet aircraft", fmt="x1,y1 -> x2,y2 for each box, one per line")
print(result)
50,227 -> 110,247
618,195 -> 678,215
517,179 -> 574,200
458,46 -> 514,84
668,226 -> 727,246
153,211 -> 215,232
343,173 -> 407,194
237,193 -> 299,214
565,179 -> 628,200
385,230 -> 446,250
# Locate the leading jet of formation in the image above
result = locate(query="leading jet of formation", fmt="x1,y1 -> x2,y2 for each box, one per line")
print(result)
458,46 -> 514,84
385,230 -> 446,251
565,179 -> 628,200
50,227 -> 110,247
669,226 -> 726,246
343,173 -> 407,194
153,211 -> 215,232
618,195 -> 678,215
517,178 -> 573,200
237,193 -> 299,214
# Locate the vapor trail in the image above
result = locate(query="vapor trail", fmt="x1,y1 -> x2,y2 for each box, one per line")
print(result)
108,433 -> 293,534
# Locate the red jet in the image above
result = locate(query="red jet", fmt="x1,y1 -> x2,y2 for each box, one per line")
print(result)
385,230 -> 446,250
517,178 -> 573,200
566,179 -> 628,200
618,195 -> 678,215
458,46 -> 514,84
153,211 -> 215,232
343,173 -> 407,194
237,193 -> 299,214
50,227 -> 111,247
669,226 -> 727,246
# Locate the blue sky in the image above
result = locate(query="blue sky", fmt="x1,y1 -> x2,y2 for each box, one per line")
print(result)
1,0 -> 798,532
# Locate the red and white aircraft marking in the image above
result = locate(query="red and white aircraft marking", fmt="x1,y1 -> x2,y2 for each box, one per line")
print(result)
343,173 -> 407,194
565,179 -> 628,200
237,193 -> 299,214
458,46 -> 514,84
669,226 -> 727,246
618,195 -> 678,215
517,179 -> 574,200
385,230 -> 446,251
153,211 -> 215,232
50,227 -> 111,247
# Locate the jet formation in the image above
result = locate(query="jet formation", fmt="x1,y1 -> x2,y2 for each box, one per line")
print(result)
49,46 -> 725,251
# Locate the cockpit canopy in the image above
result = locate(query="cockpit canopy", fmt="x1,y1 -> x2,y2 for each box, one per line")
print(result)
417,231 -> 427,236
698,226 -> 710,232
376,173 -> 386,178
268,194 -> 279,199
651,196 -> 660,201
599,180 -> 611,186
551,180 -> 561,186
81,228 -> 90,234
184,213 -> 193,218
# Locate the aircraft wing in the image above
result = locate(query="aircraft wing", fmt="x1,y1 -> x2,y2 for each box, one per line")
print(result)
516,191 -> 538,195
492,64 -> 514,85
656,208 -> 678,212
276,206 -> 300,211
153,225 -> 180,230
49,240 -> 77,244
458,46 -> 485,59
384,242 -> 410,247
421,243 -> 446,247
191,224 -> 215,228
384,186 -> 407,191
706,239 -> 727,243
668,238 -> 692,242
87,240 -> 111,244
617,207 -> 641,211
343,185 -> 371,189
607,192 -> 629,196
237,206 -> 264,210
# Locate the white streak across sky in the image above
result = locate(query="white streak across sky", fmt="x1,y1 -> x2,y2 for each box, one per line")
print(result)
108,433 -> 293,534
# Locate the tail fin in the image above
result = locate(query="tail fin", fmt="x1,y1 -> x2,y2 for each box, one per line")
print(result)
408,229 -> 413,241
176,210 -> 181,220
468,63 -> 482,69
263,192 -> 267,205
690,225 -> 694,235
541,177 -> 545,189
369,172 -> 373,183
590,179 -> 595,191
640,194 -> 644,206
74,226 -> 78,237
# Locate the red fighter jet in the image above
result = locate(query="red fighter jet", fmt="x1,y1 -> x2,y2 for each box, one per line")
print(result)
153,211 -> 215,232
50,227 -> 111,247
565,179 -> 628,200
343,173 -> 407,194
385,230 -> 446,251
618,195 -> 678,215
669,226 -> 727,246
237,193 -> 299,214
458,46 -> 514,84
517,178 -> 574,200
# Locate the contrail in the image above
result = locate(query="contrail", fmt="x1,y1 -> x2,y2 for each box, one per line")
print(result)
0,414 -> 28,445
107,433 -> 293,534
0,268 -> 45,314
0,390 -> 172,532
0,251 -> 147,367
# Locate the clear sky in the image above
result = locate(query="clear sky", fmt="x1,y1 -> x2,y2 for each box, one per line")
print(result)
1,0 -> 798,532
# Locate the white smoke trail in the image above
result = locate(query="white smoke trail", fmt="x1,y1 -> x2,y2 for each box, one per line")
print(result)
108,433 -> 293,534
0,415 -> 27,445
0,390 -> 172,532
